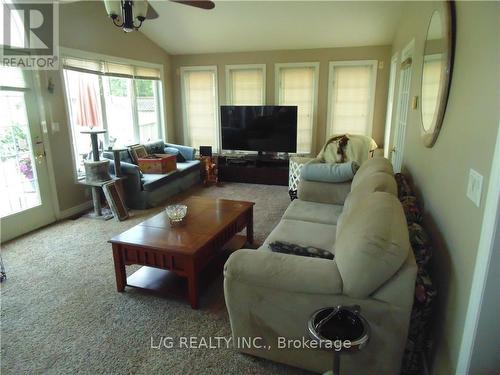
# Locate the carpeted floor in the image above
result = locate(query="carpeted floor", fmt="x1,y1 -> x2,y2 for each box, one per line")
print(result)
1,183 -> 314,375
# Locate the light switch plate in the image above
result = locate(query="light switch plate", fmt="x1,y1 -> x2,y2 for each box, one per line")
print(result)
51,122 -> 60,132
467,169 -> 483,207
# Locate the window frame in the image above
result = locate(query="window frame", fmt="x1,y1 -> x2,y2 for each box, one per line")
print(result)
60,48 -> 166,181
179,65 -> 220,152
326,60 -> 378,138
225,64 -> 266,105
274,62 -> 319,155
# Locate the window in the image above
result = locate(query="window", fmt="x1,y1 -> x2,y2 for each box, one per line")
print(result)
276,63 -> 319,154
180,66 -> 219,151
327,60 -> 378,137
225,64 -> 265,105
421,54 -> 442,128
62,56 -> 163,178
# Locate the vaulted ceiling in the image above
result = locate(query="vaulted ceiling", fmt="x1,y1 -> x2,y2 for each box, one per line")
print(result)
140,1 -> 405,55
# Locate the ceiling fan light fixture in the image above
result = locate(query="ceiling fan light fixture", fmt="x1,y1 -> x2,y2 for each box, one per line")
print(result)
104,0 -> 148,32
134,0 -> 148,21
104,0 -> 122,18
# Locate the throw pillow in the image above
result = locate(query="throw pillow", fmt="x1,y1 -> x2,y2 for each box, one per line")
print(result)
269,241 -> 334,260
300,161 -> 359,183
395,173 -> 415,199
408,222 -> 432,268
165,147 -> 186,163
401,196 -> 422,224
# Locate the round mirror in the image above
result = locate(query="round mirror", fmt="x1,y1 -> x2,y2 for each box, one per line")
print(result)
420,3 -> 455,147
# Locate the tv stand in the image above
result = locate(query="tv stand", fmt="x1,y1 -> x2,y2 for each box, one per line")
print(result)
218,154 -> 289,186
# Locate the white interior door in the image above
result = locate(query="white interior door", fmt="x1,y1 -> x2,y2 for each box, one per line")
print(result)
391,40 -> 415,172
0,67 -> 56,242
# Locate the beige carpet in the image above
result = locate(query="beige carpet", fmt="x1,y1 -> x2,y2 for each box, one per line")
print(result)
1,183 -> 314,375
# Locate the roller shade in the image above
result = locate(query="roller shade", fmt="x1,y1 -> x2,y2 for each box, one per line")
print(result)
277,66 -> 316,154
62,57 -> 161,80
228,68 -> 265,105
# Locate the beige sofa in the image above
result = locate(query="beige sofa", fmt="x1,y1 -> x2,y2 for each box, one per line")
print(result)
223,157 -> 417,374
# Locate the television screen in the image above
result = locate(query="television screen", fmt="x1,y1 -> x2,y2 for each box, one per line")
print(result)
220,106 -> 297,153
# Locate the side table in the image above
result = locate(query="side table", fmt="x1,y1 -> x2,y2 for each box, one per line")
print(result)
308,305 -> 370,375
288,156 -> 313,200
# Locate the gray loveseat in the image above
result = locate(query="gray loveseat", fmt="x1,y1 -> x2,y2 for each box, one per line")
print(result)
223,157 -> 417,374
102,141 -> 200,209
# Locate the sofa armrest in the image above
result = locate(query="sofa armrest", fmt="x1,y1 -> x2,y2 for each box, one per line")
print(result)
298,179 -> 351,205
224,249 -> 343,295
165,143 -> 195,161
105,159 -> 142,192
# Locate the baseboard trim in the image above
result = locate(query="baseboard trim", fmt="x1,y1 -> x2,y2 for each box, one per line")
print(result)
57,201 -> 93,220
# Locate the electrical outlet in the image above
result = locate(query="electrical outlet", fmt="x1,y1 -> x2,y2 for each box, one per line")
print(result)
466,169 -> 483,207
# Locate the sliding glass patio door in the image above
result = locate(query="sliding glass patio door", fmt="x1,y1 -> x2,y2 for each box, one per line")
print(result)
0,67 -> 56,242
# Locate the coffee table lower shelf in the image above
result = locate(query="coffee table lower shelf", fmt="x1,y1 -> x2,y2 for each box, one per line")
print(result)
120,235 -> 249,308
127,266 -> 188,298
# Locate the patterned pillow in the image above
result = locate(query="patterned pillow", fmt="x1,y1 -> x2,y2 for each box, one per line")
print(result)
395,173 -> 415,198
269,241 -> 334,260
408,222 -> 432,268
401,196 -> 423,224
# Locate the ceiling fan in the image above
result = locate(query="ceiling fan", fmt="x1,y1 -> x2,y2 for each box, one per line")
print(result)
104,0 -> 215,32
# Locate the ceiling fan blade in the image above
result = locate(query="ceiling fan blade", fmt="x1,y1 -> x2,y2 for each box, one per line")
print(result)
170,0 -> 215,10
146,3 -> 159,19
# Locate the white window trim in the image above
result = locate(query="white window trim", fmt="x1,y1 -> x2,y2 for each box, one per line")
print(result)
59,47 -> 166,181
179,65 -> 220,152
225,64 -> 266,105
274,62 -> 320,155
384,52 -> 399,158
326,60 -> 378,138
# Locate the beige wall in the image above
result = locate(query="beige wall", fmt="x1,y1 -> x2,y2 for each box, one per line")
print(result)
390,2 -> 500,374
41,1 -> 174,212
170,46 -> 391,154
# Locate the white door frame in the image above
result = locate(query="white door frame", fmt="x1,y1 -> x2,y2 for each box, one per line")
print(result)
457,121 -> 500,374
391,39 -> 415,172
383,52 -> 399,158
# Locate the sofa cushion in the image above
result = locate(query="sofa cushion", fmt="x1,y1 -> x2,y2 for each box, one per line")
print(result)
261,219 -> 336,253
177,160 -> 200,172
336,172 -> 398,238
165,147 -> 187,162
335,192 -> 410,298
141,160 -> 200,192
282,199 -> 343,225
351,156 -> 394,189
141,171 -> 178,192
301,161 -> 359,183
345,172 -> 397,211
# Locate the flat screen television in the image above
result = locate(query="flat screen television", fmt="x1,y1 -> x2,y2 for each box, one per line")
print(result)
220,105 -> 297,153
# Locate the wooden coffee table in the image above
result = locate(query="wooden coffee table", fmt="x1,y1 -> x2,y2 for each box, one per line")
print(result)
109,196 -> 254,309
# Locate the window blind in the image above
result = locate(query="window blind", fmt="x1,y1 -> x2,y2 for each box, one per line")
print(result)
278,66 -> 316,154
62,57 -> 161,80
227,68 -> 265,105
182,69 -> 218,150
329,63 -> 376,136
421,56 -> 442,127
